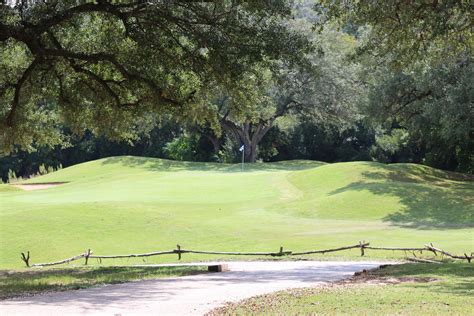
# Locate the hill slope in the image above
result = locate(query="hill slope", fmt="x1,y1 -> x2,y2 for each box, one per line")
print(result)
0,156 -> 472,268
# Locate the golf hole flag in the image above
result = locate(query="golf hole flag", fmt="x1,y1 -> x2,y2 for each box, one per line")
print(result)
239,144 -> 245,170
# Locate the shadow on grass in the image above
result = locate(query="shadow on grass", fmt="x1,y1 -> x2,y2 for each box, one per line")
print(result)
380,263 -> 473,279
423,280 -> 473,296
101,156 -> 325,173
434,281 -> 474,296
329,165 -> 474,229
384,263 -> 474,296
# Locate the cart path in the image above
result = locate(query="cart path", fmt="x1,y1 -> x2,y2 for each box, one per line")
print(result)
1,261 -> 392,315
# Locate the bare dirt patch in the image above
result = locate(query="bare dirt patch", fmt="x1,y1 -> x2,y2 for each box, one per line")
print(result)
10,182 -> 68,191
347,265 -> 438,285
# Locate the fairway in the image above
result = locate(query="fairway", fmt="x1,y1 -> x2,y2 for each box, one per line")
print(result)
0,156 -> 472,268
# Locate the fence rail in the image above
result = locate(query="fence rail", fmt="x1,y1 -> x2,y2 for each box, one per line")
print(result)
20,241 -> 473,268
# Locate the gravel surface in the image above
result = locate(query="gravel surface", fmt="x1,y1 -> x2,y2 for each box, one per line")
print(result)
0,261 -> 391,315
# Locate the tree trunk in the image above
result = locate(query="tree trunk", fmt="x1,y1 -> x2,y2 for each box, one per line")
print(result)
204,134 -> 221,154
221,120 -> 274,163
244,141 -> 258,163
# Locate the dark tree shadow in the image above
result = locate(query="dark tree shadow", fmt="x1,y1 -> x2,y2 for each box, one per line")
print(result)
328,164 -> 474,229
101,156 -> 325,173
379,263 -> 474,295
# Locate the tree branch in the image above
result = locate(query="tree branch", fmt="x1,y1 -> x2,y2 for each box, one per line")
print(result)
6,57 -> 41,127
393,89 -> 432,115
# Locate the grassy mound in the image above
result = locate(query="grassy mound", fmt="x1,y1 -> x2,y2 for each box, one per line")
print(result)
0,156 -> 472,268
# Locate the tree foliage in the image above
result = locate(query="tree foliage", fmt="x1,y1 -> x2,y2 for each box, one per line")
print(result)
0,0 -> 308,153
196,16 -> 363,162
1,1 -> 471,175
364,56 -> 473,171
316,0 -> 473,67
316,0 -> 473,172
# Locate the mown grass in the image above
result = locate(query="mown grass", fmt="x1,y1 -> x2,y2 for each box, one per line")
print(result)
0,156 -> 472,268
0,265 -> 207,299
212,263 -> 474,315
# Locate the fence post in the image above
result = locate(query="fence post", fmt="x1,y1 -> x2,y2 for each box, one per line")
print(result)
359,241 -> 365,256
21,251 -> 30,267
84,249 -> 91,265
176,244 -> 181,260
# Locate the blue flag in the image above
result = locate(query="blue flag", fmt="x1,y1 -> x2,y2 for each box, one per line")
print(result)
239,145 -> 245,152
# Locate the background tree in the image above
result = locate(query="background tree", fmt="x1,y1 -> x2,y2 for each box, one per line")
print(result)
2,1 -> 471,177
199,23 -> 363,162
363,56 -> 473,171
317,0 -> 473,172
315,0 -> 473,67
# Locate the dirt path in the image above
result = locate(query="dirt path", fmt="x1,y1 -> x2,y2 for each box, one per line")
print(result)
0,261 -> 390,315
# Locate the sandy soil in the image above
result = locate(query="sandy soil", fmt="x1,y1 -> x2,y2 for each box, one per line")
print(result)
10,182 -> 67,191
0,261 -> 390,315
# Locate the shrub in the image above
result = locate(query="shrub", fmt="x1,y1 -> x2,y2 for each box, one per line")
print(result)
7,169 -> 16,183
38,164 -> 47,175
164,135 -> 198,161
217,138 -> 239,163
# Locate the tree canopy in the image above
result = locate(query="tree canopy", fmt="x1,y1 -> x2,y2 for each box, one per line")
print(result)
0,0 -> 309,153
191,11 -> 363,162
1,0 -> 472,177
316,0 -> 473,67
315,0 -> 473,172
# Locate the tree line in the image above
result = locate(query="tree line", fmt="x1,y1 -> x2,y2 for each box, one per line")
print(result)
0,1 -> 472,181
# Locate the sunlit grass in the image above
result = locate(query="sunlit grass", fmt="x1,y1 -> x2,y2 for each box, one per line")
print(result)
0,156 -> 472,268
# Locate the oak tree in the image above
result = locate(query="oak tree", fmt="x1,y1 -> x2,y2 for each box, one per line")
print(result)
0,0 -> 308,153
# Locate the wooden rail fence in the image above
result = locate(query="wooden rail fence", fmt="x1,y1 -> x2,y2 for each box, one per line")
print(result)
20,242 -> 473,267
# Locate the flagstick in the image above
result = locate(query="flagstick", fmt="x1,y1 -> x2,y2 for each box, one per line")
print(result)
241,146 -> 244,171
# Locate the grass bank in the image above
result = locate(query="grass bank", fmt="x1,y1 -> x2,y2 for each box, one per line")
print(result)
211,263 -> 474,315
